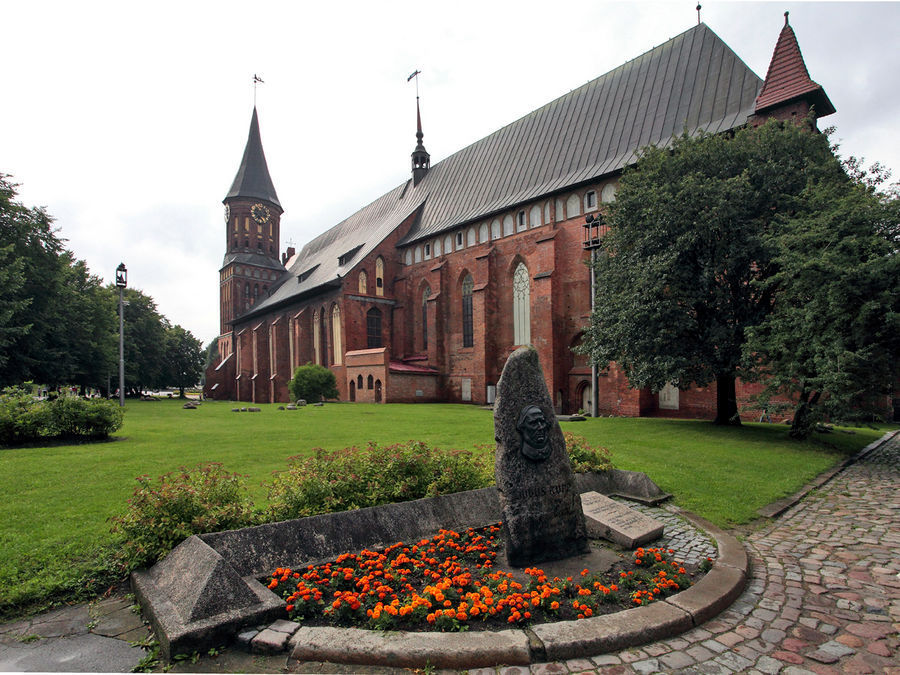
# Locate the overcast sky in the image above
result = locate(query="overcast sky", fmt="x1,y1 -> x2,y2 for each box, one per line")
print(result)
3,1 -> 898,346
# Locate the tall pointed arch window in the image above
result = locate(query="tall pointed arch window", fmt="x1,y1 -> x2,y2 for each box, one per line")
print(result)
312,309 -> 321,365
461,274 -> 474,348
421,286 -> 431,350
512,262 -> 531,346
375,257 -> 384,296
320,306 -> 329,365
331,304 -> 343,365
366,308 -> 382,348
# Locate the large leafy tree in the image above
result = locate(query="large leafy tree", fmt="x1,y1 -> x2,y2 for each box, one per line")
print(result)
164,324 -> 204,398
580,119 -> 844,425
743,163 -> 900,438
0,175 -> 117,389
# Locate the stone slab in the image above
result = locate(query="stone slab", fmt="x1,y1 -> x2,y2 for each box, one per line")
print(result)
580,491 -> 664,548
0,632 -> 143,673
530,601 -> 693,661
290,626 -> 531,669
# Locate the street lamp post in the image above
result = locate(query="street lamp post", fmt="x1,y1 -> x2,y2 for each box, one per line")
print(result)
583,214 -> 604,419
115,263 -> 127,407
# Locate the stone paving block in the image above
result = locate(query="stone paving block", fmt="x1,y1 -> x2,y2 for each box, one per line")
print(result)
816,639 -> 856,658
565,658 -> 595,671
252,627 -> 290,654
630,658 -> 660,674
530,663 -> 567,674
659,650 -> 696,669
714,650 -> 754,671
590,654 -> 622,666
755,655 -> 784,674
91,606 -> 145,638
268,619 -> 299,635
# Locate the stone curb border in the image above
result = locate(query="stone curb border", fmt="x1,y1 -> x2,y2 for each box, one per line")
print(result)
285,512 -> 748,669
756,429 -> 899,519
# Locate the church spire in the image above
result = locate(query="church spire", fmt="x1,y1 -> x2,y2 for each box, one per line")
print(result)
409,71 -> 430,186
225,107 -> 281,208
753,12 -> 835,121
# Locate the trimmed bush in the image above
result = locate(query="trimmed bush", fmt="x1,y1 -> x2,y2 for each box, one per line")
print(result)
563,432 -> 614,473
110,463 -> 256,569
288,363 -> 338,403
266,441 -> 493,521
44,397 -> 123,439
0,387 -> 48,445
0,388 -> 123,445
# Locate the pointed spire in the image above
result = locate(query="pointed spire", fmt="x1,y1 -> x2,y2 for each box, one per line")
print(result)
225,107 -> 281,208
754,13 -> 835,118
411,96 -> 431,186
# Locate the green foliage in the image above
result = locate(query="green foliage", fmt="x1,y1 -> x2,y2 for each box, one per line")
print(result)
164,325 -> 204,397
743,157 -> 900,438
43,396 -> 124,439
110,463 -> 256,570
562,432 -> 613,473
581,119 -> 844,424
0,387 -> 123,445
266,441 -> 493,521
0,386 -> 48,444
288,363 -> 339,402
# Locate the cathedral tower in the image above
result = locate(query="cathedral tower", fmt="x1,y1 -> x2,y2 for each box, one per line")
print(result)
217,107 -> 284,359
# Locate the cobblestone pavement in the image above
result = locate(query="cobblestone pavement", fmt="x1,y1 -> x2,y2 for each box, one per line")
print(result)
499,433 -> 899,675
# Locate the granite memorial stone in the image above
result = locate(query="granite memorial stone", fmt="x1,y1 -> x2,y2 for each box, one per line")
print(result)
494,347 -> 588,566
580,491 -> 665,548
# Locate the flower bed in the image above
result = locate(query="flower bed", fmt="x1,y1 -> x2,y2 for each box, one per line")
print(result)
266,525 -> 704,632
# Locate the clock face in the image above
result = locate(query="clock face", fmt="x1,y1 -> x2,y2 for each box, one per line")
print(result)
251,203 -> 270,224
224,204 -> 230,223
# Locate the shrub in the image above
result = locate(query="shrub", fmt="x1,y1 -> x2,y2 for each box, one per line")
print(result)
44,397 -> 123,439
288,363 -> 339,402
0,388 -> 123,445
110,463 -> 256,570
563,432 -> 613,473
266,441 -> 493,521
0,386 -> 47,445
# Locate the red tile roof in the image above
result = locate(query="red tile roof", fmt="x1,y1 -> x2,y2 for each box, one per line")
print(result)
389,360 -> 439,375
754,14 -> 835,117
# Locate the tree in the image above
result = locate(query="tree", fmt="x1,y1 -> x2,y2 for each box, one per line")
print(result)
0,174 -> 117,389
200,339 -> 219,387
289,363 -> 338,402
120,288 -> 168,395
580,119 -> 844,425
743,163 -> 900,438
164,325 -> 204,398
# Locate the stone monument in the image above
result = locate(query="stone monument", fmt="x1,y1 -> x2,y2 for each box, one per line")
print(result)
494,347 -> 588,566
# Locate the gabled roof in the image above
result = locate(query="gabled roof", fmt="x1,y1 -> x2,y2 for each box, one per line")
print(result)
754,14 -> 835,117
225,107 -> 282,209
240,22 -> 764,321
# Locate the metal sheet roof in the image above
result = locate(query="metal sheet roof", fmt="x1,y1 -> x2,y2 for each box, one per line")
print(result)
239,22 -> 762,321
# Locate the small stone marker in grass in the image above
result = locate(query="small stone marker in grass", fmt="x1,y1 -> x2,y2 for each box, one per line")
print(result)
494,347 -> 588,566
580,491 -> 664,549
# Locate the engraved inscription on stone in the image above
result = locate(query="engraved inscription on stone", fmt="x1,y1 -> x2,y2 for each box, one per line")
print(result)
580,491 -> 664,549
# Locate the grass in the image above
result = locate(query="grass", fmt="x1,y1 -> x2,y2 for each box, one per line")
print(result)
0,398 -> 890,619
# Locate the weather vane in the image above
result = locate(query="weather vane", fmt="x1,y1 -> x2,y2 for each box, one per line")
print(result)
407,69 -> 422,99
253,74 -> 265,106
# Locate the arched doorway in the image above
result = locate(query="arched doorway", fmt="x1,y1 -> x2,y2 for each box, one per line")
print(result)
349,380 -> 356,402
374,379 -> 382,403
579,381 -> 592,415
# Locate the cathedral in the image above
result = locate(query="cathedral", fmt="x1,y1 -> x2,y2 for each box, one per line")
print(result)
204,15 -> 834,417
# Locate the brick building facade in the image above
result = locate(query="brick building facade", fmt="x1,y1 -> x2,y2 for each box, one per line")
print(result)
205,16 -> 834,418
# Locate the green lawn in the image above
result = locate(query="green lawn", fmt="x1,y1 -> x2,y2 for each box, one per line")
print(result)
0,399 -> 889,618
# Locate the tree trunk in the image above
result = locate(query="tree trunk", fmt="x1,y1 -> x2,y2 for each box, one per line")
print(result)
713,373 -> 741,426
790,390 -> 820,440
